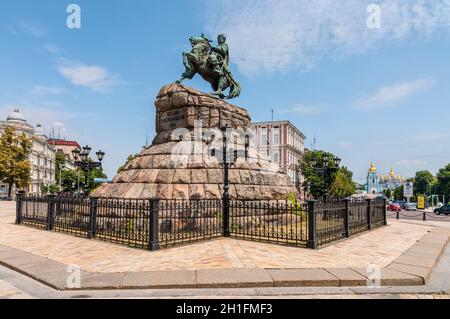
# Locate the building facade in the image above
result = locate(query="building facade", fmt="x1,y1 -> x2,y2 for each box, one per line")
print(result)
379,169 -> 406,191
0,109 -> 56,196
48,138 -> 81,171
252,121 -> 306,188
365,162 -> 381,195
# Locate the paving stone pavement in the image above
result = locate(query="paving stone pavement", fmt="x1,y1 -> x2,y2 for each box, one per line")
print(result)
0,278 -> 32,299
0,201 -> 435,273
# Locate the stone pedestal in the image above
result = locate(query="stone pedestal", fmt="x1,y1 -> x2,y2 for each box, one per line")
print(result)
92,83 -> 299,200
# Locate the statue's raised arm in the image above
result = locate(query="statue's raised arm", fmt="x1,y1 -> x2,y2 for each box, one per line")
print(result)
176,34 -> 241,99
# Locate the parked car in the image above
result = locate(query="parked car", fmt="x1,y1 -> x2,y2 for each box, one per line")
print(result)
405,202 -> 417,211
434,205 -> 450,215
393,200 -> 407,209
387,203 -> 401,212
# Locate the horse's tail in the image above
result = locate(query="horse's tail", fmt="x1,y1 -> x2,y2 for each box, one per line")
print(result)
226,73 -> 241,99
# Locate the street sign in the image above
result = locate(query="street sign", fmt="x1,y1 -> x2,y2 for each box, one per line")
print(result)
417,195 -> 425,210
93,178 -> 111,184
404,182 -> 414,198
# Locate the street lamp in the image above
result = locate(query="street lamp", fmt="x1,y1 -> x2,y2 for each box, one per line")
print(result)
205,126 -> 249,237
71,145 -> 105,194
311,154 -> 341,201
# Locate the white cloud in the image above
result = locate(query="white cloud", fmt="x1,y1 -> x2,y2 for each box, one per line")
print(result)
204,0 -> 450,76
43,44 -> 63,56
57,62 -> 117,93
31,85 -> 64,96
17,22 -> 47,38
414,132 -> 450,142
337,141 -> 353,149
279,104 -> 325,115
395,159 -> 427,166
354,78 -> 436,110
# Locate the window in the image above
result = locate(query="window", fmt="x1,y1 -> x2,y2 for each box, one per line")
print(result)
273,128 -> 279,145
261,127 -> 267,145
273,152 -> 279,164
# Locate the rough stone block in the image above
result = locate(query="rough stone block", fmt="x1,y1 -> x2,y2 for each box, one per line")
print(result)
156,169 -> 175,184
267,269 -> 340,287
172,169 -> 191,184
189,184 -> 205,199
196,268 -> 273,288
120,270 -> 196,289
191,169 -> 208,184
325,268 -> 368,286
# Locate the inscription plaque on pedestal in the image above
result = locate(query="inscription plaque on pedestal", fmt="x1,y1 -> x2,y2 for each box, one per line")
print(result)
159,109 -> 187,131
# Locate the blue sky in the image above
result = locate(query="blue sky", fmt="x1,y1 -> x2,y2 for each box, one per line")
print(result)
1,0 -> 450,184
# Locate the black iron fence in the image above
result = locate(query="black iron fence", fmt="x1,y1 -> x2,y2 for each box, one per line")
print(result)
15,194 -> 386,251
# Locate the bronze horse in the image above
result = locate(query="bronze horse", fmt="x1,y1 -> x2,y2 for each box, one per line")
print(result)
176,35 -> 241,99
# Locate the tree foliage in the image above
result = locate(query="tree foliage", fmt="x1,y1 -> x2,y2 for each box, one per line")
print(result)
299,150 -> 354,199
436,163 -> 450,201
414,170 -> 436,195
393,185 -> 404,200
0,126 -> 33,196
330,166 -> 356,198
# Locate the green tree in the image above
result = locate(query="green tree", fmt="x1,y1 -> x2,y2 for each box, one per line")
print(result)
0,126 -> 33,196
40,184 -> 49,194
59,168 -> 83,193
54,152 -> 66,185
414,170 -> 435,195
299,150 -> 343,199
330,166 -> 356,198
383,188 -> 392,199
436,163 -> 450,201
393,185 -> 404,200
117,153 -> 138,174
87,166 -> 107,193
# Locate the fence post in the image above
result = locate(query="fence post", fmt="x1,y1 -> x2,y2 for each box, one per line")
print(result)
396,210 -> 400,219
307,200 -> 318,249
15,191 -> 25,225
223,193 -> 230,237
344,198 -> 350,238
148,199 -> 160,251
46,194 -> 56,231
367,198 -> 372,230
88,197 -> 98,239
423,211 -> 426,221
383,198 -> 388,226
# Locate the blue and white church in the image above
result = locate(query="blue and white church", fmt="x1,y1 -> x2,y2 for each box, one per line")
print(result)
365,162 -> 381,195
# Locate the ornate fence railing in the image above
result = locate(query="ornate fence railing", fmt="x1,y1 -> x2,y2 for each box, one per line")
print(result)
229,200 -> 309,247
15,194 -> 387,251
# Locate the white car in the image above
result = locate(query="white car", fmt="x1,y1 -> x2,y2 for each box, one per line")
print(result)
405,203 -> 417,211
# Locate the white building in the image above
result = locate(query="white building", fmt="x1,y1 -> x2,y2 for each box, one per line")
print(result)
0,109 -> 56,196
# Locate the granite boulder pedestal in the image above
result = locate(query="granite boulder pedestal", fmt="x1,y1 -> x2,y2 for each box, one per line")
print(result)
92,83 -> 298,200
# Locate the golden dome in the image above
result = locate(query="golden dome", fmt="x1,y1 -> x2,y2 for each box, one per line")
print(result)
389,169 -> 395,177
369,162 -> 377,173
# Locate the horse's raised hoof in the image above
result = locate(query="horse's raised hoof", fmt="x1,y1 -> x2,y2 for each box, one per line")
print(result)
210,92 -> 225,99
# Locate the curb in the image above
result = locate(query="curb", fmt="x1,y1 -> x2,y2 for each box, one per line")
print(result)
0,227 -> 449,291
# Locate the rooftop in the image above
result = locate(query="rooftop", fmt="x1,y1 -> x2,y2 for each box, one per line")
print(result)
252,120 -> 306,139
48,138 -> 81,149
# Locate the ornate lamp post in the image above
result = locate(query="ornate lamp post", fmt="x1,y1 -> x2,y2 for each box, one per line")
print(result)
205,126 -> 250,237
311,154 -> 341,201
71,145 -> 105,193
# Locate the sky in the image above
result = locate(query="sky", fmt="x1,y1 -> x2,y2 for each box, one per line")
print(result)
1,0 -> 449,185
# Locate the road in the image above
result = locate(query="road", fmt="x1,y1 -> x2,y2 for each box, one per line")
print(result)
387,209 -> 450,222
